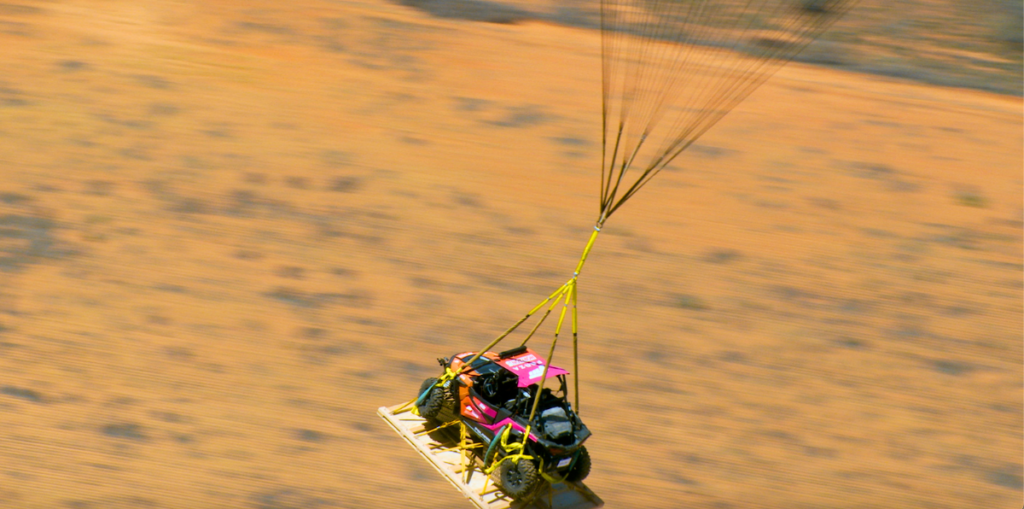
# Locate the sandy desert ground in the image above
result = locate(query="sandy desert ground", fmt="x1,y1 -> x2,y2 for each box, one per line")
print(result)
0,1 -> 1021,508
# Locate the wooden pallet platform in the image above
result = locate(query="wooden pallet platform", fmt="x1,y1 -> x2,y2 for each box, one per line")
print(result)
377,403 -> 604,509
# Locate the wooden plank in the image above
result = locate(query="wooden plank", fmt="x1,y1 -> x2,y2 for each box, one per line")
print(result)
377,404 -> 604,509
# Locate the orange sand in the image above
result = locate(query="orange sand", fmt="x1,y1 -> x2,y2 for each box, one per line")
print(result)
0,1 -> 1020,508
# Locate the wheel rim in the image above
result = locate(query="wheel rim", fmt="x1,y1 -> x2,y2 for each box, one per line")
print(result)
506,464 -> 523,487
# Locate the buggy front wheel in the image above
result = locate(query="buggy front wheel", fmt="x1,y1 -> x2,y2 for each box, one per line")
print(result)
416,377 -> 444,421
498,457 -> 540,499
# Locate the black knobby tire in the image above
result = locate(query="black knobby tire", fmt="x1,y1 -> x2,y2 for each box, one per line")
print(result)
564,446 -> 591,483
498,457 -> 540,499
417,377 -> 444,421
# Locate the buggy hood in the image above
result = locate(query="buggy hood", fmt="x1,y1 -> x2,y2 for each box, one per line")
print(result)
495,348 -> 568,388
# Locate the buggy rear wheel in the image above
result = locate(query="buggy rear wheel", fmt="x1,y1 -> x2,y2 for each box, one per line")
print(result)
416,377 -> 444,421
498,457 -> 540,499
564,446 -> 591,483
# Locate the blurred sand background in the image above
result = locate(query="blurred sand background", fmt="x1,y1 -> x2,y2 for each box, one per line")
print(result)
0,1 -> 1021,508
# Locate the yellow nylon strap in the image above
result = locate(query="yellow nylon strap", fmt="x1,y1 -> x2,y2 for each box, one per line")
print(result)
473,226 -> 605,456
459,421 -> 470,480
469,226 -> 601,360
462,283 -> 569,368
440,366 -> 458,383
523,297 -> 566,429
571,281 -> 579,411
515,227 -> 602,449
397,366 -> 458,415
503,424 -> 525,453
536,458 -> 563,484
567,226 -> 599,412
487,453 -> 534,473
573,227 -> 600,277
394,397 -> 417,415
520,289 -> 566,347
484,425 -> 534,474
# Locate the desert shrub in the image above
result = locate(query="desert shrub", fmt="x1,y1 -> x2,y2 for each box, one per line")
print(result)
798,0 -> 839,14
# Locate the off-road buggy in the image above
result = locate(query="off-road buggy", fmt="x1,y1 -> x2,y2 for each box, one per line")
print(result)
415,345 -> 592,499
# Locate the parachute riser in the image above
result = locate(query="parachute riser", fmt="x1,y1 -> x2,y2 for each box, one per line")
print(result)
512,225 -> 600,452
463,226 -> 603,456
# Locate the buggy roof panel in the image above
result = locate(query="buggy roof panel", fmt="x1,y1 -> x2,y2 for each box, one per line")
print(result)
494,348 -> 568,388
